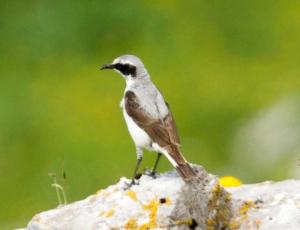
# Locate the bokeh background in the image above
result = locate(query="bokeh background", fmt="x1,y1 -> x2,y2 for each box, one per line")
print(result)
1,0 -> 300,228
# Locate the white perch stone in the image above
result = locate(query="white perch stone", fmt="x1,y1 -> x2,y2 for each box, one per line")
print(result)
25,166 -> 230,230
24,166 -> 300,230
226,179 -> 300,230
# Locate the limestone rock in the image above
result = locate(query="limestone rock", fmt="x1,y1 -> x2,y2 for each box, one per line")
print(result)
25,165 -> 300,230
26,166 -> 231,230
226,179 -> 300,230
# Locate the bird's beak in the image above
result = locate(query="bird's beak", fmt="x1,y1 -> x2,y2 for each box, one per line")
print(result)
100,63 -> 115,70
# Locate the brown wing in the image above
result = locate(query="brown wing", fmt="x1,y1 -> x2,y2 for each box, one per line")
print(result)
124,91 -> 180,149
125,91 -> 197,178
164,102 -> 181,145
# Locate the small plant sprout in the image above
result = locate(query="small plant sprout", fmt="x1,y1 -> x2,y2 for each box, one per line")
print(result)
48,172 -> 67,205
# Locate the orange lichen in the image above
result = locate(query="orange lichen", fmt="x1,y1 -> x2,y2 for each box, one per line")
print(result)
127,190 -> 138,201
253,218 -> 261,228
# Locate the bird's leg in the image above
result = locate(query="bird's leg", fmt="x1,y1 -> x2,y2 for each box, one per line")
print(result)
150,153 -> 162,178
127,147 -> 143,187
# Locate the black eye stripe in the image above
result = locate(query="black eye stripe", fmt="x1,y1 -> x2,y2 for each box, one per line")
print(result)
114,63 -> 122,69
114,63 -> 136,76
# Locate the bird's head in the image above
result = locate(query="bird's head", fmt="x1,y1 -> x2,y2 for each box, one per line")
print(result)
100,55 -> 149,80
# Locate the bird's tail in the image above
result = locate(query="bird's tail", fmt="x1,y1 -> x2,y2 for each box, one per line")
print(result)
165,145 -> 198,180
176,162 -> 197,180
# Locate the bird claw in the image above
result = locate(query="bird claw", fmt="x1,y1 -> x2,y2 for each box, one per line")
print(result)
123,179 -> 139,190
143,169 -> 158,179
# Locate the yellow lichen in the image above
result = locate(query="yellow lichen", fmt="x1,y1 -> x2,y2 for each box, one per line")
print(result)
122,198 -> 161,229
229,219 -> 241,230
104,209 -> 115,217
239,201 -> 256,215
127,190 -> 138,201
125,218 -> 138,229
229,201 -> 258,229
211,183 -> 222,195
219,176 -> 242,187
138,223 -> 150,230
164,197 -> 171,205
207,182 -> 232,229
224,193 -> 232,202
175,219 -> 194,226
142,199 -> 158,228
207,218 -> 216,226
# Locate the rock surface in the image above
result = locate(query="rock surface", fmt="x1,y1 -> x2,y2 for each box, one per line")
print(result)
227,179 -> 300,230
26,166 -> 231,230
24,166 -> 300,230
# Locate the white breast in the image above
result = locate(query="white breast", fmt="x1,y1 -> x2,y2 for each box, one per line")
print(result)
122,108 -> 152,148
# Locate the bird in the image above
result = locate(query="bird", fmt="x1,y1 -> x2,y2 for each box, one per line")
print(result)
100,55 -> 197,185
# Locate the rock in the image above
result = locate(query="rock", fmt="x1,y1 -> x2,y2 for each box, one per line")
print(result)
25,166 -> 231,230
226,179 -> 300,230
24,166 -> 300,230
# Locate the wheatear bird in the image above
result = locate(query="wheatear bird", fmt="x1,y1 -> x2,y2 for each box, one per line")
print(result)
101,55 -> 197,185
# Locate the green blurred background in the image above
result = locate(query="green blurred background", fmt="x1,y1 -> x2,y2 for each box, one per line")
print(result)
1,0 -> 300,228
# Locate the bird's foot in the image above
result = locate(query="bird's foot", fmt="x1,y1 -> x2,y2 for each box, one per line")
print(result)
123,179 -> 139,190
123,173 -> 142,190
143,169 -> 158,179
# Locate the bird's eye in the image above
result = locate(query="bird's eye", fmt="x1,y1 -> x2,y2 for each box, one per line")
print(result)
123,64 -> 131,73
115,63 -> 136,76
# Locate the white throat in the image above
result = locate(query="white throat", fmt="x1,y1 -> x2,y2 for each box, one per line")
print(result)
125,77 -> 136,89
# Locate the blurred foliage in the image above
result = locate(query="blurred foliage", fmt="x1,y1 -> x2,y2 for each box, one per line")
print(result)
1,0 -> 300,228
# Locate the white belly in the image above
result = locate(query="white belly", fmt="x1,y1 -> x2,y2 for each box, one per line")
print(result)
123,109 -> 152,148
